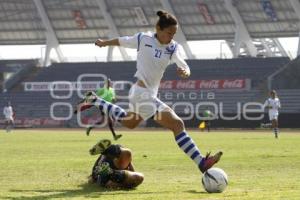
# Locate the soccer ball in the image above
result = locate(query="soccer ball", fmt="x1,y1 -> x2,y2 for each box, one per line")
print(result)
202,168 -> 228,193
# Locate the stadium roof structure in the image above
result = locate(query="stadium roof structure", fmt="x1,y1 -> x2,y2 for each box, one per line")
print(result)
0,0 -> 299,65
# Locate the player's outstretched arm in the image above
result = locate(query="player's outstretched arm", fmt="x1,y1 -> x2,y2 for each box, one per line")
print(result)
95,38 -> 120,47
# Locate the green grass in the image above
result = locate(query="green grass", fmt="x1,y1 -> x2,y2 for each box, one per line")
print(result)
0,129 -> 300,200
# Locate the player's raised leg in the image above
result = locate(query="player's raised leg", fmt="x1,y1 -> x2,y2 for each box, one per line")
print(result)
75,91 -> 143,130
75,91 -> 126,121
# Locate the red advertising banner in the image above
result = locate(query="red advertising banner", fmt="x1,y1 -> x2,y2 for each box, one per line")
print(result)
0,118 -> 64,127
24,79 -> 250,91
159,79 -> 251,90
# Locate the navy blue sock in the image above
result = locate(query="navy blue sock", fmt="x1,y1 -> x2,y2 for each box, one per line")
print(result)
95,98 -> 126,122
175,131 -> 203,167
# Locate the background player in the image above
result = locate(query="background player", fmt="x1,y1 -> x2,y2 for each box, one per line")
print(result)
263,90 -> 281,138
86,78 -> 122,140
3,101 -> 14,133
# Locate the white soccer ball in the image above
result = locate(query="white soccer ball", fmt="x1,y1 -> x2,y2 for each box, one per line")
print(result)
202,167 -> 228,193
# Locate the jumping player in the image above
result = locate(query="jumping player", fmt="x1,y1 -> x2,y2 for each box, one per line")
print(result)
76,10 -> 222,173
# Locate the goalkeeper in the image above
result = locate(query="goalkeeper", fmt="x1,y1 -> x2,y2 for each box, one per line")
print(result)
86,78 -> 122,140
88,139 -> 144,189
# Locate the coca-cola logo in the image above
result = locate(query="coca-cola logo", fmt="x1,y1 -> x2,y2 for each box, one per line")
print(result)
160,81 -> 173,89
199,80 -> 220,89
43,118 -> 62,125
176,80 -> 196,89
24,119 -> 41,126
222,80 -> 244,88
159,79 -> 249,90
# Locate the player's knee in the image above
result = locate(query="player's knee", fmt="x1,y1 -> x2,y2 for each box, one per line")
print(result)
132,173 -> 144,187
126,123 -> 138,129
122,113 -> 142,129
136,173 -> 144,184
122,120 -> 139,129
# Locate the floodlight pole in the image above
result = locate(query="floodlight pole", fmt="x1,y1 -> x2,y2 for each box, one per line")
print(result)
95,0 -> 131,61
160,0 -> 195,59
289,0 -> 300,56
224,0 -> 258,57
33,0 -> 65,66
107,46 -> 114,61
273,38 -> 289,57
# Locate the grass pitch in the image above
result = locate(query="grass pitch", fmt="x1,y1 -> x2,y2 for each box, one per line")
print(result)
0,129 -> 300,200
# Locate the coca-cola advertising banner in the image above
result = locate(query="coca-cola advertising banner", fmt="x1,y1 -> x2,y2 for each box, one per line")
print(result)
23,81 -> 128,91
159,79 -> 251,90
23,79 -> 250,91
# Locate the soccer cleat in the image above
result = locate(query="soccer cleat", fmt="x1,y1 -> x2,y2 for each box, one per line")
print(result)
74,91 -> 98,114
89,139 -> 112,155
199,151 -> 223,173
86,126 -> 94,136
113,134 -> 123,141
95,162 -> 113,177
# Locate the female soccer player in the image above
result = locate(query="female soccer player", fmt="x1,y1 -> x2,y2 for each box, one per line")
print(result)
3,101 -> 14,133
264,90 -> 281,138
77,10 -> 222,173
89,139 -> 144,189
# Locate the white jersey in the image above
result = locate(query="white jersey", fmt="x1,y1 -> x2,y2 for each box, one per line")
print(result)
3,106 -> 13,120
264,97 -> 281,114
118,31 -> 189,96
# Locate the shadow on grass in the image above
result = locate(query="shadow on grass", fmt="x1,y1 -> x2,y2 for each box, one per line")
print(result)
185,189 -> 207,194
2,182 -> 157,200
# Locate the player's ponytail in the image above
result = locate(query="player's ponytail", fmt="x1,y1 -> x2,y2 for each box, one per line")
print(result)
156,10 -> 177,30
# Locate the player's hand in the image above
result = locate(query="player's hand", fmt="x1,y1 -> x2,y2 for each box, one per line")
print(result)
176,67 -> 190,79
95,162 -> 112,176
95,39 -> 106,47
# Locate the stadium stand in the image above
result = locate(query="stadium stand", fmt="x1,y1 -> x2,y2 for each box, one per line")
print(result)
0,59 -> 38,92
28,57 -> 290,84
271,56 -> 300,89
2,56 -> 299,128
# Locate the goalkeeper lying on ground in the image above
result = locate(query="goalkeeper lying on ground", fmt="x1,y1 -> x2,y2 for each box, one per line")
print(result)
88,139 -> 144,189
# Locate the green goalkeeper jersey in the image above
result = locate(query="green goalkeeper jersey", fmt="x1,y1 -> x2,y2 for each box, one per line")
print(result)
96,87 -> 116,103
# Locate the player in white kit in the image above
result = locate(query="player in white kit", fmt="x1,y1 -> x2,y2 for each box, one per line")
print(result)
75,10 -> 222,173
263,90 -> 281,138
3,102 -> 14,132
